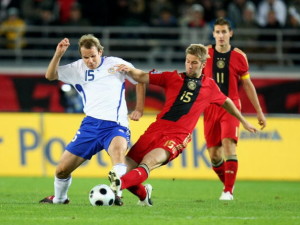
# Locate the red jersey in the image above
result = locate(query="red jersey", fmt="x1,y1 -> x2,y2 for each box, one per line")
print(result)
203,45 -> 249,101
203,45 -> 249,147
127,70 -> 227,164
149,70 -> 227,133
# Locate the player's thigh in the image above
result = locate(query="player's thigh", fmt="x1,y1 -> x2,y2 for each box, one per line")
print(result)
221,115 -> 240,142
107,136 -> 128,164
204,118 -> 222,148
107,136 -> 128,153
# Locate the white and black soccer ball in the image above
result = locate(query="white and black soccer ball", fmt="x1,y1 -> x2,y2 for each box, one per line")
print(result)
89,184 -> 115,206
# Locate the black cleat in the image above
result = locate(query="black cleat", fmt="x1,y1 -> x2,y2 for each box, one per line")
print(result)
39,195 -> 70,204
114,195 -> 124,206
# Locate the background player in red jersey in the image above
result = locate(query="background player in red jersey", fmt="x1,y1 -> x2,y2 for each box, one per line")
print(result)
108,43 -> 258,206
203,17 -> 267,200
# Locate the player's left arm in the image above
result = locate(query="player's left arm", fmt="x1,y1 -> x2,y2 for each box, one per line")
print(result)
236,48 -> 266,130
222,97 -> 257,133
129,82 -> 145,121
241,77 -> 266,130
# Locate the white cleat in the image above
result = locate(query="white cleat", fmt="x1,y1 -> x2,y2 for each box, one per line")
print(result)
108,169 -> 121,195
219,191 -> 234,200
137,184 -> 153,206
108,169 -> 123,206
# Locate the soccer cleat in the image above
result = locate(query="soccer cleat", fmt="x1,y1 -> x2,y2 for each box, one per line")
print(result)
137,184 -> 153,206
108,169 -> 123,206
39,195 -> 70,204
108,169 -> 122,195
113,195 -> 124,206
219,191 -> 234,200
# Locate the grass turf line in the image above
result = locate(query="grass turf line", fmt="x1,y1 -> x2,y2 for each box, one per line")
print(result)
0,177 -> 299,225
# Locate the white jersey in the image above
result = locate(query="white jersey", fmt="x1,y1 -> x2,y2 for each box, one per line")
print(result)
58,56 -> 137,127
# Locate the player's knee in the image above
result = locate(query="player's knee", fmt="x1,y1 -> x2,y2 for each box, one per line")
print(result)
209,150 -> 223,163
211,156 -> 223,165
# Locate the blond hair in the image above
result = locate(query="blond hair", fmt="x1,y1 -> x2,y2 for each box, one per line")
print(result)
78,34 -> 104,55
185,44 -> 208,63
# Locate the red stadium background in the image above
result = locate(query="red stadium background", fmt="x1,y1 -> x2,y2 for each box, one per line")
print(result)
0,73 -> 300,114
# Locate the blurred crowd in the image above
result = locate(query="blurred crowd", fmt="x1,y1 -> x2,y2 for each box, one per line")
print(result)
0,0 -> 299,28
0,0 -> 299,56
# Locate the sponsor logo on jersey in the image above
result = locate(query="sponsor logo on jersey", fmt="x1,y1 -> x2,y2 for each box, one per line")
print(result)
187,80 -> 197,90
216,59 -> 225,69
108,67 -> 116,74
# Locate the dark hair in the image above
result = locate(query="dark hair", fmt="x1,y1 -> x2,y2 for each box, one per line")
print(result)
214,17 -> 232,31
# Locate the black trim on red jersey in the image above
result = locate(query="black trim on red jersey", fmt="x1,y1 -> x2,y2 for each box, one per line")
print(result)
161,74 -> 203,122
212,45 -> 234,95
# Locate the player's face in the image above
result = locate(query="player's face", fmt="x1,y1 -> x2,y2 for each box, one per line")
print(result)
80,46 -> 102,69
213,25 -> 233,48
185,54 -> 205,78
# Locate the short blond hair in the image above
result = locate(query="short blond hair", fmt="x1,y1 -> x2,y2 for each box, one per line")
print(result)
185,44 -> 208,63
78,34 -> 104,55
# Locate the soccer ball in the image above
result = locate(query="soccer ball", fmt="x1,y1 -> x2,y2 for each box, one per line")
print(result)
89,184 -> 115,206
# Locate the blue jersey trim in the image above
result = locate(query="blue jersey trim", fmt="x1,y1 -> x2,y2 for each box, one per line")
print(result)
98,56 -> 105,68
116,82 -> 125,122
75,84 -> 86,105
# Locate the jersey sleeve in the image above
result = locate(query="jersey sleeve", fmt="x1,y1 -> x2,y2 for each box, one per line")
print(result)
58,61 -> 80,85
149,71 -> 176,87
202,47 -> 213,78
116,58 -> 138,85
235,50 -> 250,80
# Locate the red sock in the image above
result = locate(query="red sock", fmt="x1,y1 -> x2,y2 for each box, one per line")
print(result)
127,184 -> 147,200
212,161 -> 225,184
121,167 -> 148,190
224,160 -> 238,194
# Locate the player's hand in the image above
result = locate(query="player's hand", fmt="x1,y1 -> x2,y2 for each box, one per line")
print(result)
55,38 -> 70,57
242,121 -> 258,133
257,112 -> 266,130
129,110 -> 143,121
116,64 -> 132,73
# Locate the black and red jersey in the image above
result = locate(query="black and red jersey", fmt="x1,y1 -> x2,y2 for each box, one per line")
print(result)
203,45 -> 249,101
149,70 -> 227,133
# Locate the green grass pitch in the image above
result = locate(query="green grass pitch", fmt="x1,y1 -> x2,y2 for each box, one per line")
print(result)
0,177 -> 300,225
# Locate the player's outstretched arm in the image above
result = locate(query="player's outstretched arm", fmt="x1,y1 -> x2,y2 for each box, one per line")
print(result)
222,98 -> 258,133
116,64 -> 149,83
129,83 -> 145,121
241,78 -> 266,130
45,38 -> 70,81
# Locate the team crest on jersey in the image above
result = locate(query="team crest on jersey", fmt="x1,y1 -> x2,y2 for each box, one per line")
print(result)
187,80 -> 197,90
108,67 -> 116,74
217,59 -> 225,69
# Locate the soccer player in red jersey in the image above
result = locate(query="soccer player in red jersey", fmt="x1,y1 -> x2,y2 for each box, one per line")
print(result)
203,17 -> 267,200
108,43 -> 258,206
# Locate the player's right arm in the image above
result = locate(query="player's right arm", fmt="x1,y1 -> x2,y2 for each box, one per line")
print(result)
222,97 -> 257,133
116,64 -> 149,84
45,38 -> 70,81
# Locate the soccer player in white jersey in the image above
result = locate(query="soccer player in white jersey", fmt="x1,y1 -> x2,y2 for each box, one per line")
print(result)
39,34 -> 145,206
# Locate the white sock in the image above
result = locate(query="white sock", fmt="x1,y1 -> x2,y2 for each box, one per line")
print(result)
53,176 -> 72,203
112,163 -> 127,197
